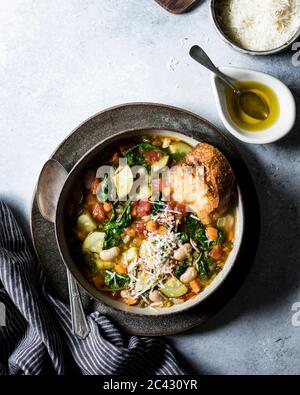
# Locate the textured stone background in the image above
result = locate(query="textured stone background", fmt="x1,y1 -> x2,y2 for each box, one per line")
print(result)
0,0 -> 299,374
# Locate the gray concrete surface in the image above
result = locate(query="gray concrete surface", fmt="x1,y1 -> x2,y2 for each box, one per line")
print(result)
0,0 -> 299,374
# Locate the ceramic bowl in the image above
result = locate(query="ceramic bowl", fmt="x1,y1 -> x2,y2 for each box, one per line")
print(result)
212,66 -> 296,144
51,128 -> 245,316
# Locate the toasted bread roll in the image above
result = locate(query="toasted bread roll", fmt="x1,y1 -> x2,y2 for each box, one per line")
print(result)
171,143 -> 235,224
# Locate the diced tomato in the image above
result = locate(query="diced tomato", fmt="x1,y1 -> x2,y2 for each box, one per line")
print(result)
110,151 -> 120,167
209,246 -> 226,261
136,200 -> 151,218
91,203 -> 106,222
173,203 -> 186,216
168,200 -> 176,210
136,222 -> 147,237
143,150 -> 162,165
91,178 -> 100,195
167,201 -> 186,219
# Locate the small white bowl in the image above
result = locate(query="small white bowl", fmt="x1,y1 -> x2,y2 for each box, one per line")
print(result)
211,67 -> 296,144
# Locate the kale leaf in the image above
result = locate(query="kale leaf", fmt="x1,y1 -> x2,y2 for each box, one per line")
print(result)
215,229 -> 224,245
179,232 -> 189,243
124,143 -> 165,168
151,191 -> 163,215
180,215 -> 211,251
104,270 -> 130,290
195,252 -> 214,278
175,262 -> 189,278
103,199 -> 132,249
170,152 -> 185,163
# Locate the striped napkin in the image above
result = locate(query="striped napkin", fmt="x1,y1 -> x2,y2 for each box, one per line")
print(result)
0,202 -> 185,375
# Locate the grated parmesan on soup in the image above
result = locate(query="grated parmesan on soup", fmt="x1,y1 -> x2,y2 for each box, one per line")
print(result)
217,0 -> 300,51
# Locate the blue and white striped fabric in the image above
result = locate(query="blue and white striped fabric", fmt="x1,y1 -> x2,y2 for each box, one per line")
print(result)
0,202 -> 185,375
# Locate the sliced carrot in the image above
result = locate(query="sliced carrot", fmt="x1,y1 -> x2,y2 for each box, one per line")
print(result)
158,225 -> 167,235
115,263 -> 128,274
131,206 -> 137,217
227,230 -> 235,242
189,278 -> 202,294
103,202 -> 113,213
124,297 -> 139,306
206,226 -> 218,241
146,220 -> 158,232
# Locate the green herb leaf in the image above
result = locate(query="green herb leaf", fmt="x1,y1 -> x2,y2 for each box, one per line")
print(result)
170,152 -> 185,163
175,262 -> 189,278
179,232 -> 189,243
195,252 -> 214,278
215,229 -> 224,245
151,191 -> 163,215
124,143 -> 165,168
180,215 -> 210,251
104,270 -> 130,290
124,143 -> 164,156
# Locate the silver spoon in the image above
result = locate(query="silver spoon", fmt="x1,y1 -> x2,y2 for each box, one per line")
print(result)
189,45 -> 269,121
37,159 -> 90,340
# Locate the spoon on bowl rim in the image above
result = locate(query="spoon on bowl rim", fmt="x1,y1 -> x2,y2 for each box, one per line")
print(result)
189,45 -> 269,121
37,159 -> 90,340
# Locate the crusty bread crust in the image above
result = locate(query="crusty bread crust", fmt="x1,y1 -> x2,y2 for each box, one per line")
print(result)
182,143 -> 235,223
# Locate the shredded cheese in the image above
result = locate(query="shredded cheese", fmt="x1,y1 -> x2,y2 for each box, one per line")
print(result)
125,202 -> 186,298
129,229 -> 180,298
218,0 -> 300,51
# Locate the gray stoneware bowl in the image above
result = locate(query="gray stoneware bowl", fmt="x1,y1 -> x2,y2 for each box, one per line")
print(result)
40,128 -> 244,316
210,0 -> 300,55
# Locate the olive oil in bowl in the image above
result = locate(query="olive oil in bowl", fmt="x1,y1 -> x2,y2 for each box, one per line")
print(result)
225,81 -> 280,132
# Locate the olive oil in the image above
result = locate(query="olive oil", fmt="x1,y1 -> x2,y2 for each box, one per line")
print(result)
225,81 -> 280,132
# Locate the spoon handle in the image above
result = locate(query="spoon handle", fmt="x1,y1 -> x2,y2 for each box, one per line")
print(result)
189,45 -> 239,94
67,270 -> 90,339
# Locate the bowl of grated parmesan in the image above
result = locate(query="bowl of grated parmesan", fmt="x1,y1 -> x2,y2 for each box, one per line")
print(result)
210,0 -> 300,55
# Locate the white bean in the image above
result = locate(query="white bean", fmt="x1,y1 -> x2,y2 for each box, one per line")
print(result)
149,290 -> 161,303
180,267 -> 198,284
100,247 -> 120,261
174,243 -> 192,261
162,138 -> 171,148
